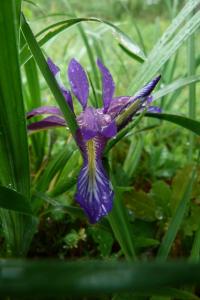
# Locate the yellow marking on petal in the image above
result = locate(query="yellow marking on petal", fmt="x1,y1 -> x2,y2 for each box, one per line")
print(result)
86,139 -> 97,201
87,139 -> 96,175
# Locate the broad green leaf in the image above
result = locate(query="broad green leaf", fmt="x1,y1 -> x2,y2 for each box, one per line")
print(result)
151,181 -> 171,213
170,165 -> 194,214
125,189 -> 157,222
88,227 -> 114,257
0,186 -> 32,215
156,166 -> 196,261
1,260 -> 200,296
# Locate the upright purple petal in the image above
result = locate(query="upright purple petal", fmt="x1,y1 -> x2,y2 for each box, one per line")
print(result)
27,116 -> 66,132
133,75 -> 161,99
97,59 -> 115,112
27,106 -> 62,119
68,58 -> 89,110
76,136 -> 113,223
47,57 -> 74,111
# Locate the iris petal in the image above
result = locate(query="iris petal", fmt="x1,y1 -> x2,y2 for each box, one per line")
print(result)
68,58 -> 89,110
76,137 -> 113,223
27,106 -> 62,119
107,96 -> 131,118
77,107 -> 117,141
133,75 -> 161,100
97,58 -> 115,112
47,57 -> 60,76
147,106 -> 162,113
47,57 -> 74,111
27,116 -> 66,132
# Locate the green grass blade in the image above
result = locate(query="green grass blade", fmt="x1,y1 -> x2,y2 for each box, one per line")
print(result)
20,17 -> 146,65
36,146 -> 75,192
24,57 -> 46,169
153,75 -> 200,101
156,167 -> 196,260
24,58 -> 41,108
105,112 -> 200,155
2,260 -> 200,296
49,150 -> 80,197
0,0 -> 37,257
0,186 -> 32,215
123,138 -> 143,181
21,14 -> 78,138
128,2 -> 200,93
146,113 -> 200,136
107,175 -> 137,261
0,2 -> 30,197
188,31 -> 196,160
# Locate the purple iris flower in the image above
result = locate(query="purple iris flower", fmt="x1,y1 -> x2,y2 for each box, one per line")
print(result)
27,57 -> 161,223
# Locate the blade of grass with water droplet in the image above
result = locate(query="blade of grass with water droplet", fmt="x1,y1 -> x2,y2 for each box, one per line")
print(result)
128,1 -> 200,94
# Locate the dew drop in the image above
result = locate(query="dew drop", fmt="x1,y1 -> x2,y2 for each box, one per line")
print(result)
155,207 -> 163,220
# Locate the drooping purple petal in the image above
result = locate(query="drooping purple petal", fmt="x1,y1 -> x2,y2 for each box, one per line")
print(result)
101,120 -> 117,138
27,116 -> 66,132
76,136 -> 113,223
97,58 -> 115,112
47,57 -> 74,111
133,75 -> 161,100
27,106 -> 62,119
68,58 -> 89,110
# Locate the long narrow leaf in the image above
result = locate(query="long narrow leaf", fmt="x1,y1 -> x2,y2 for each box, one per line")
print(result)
1,260 -> 200,296
146,113 -> 200,136
128,2 -> 200,93
0,186 -> 32,215
21,14 -> 78,138
20,17 -> 146,65
153,75 -> 200,101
